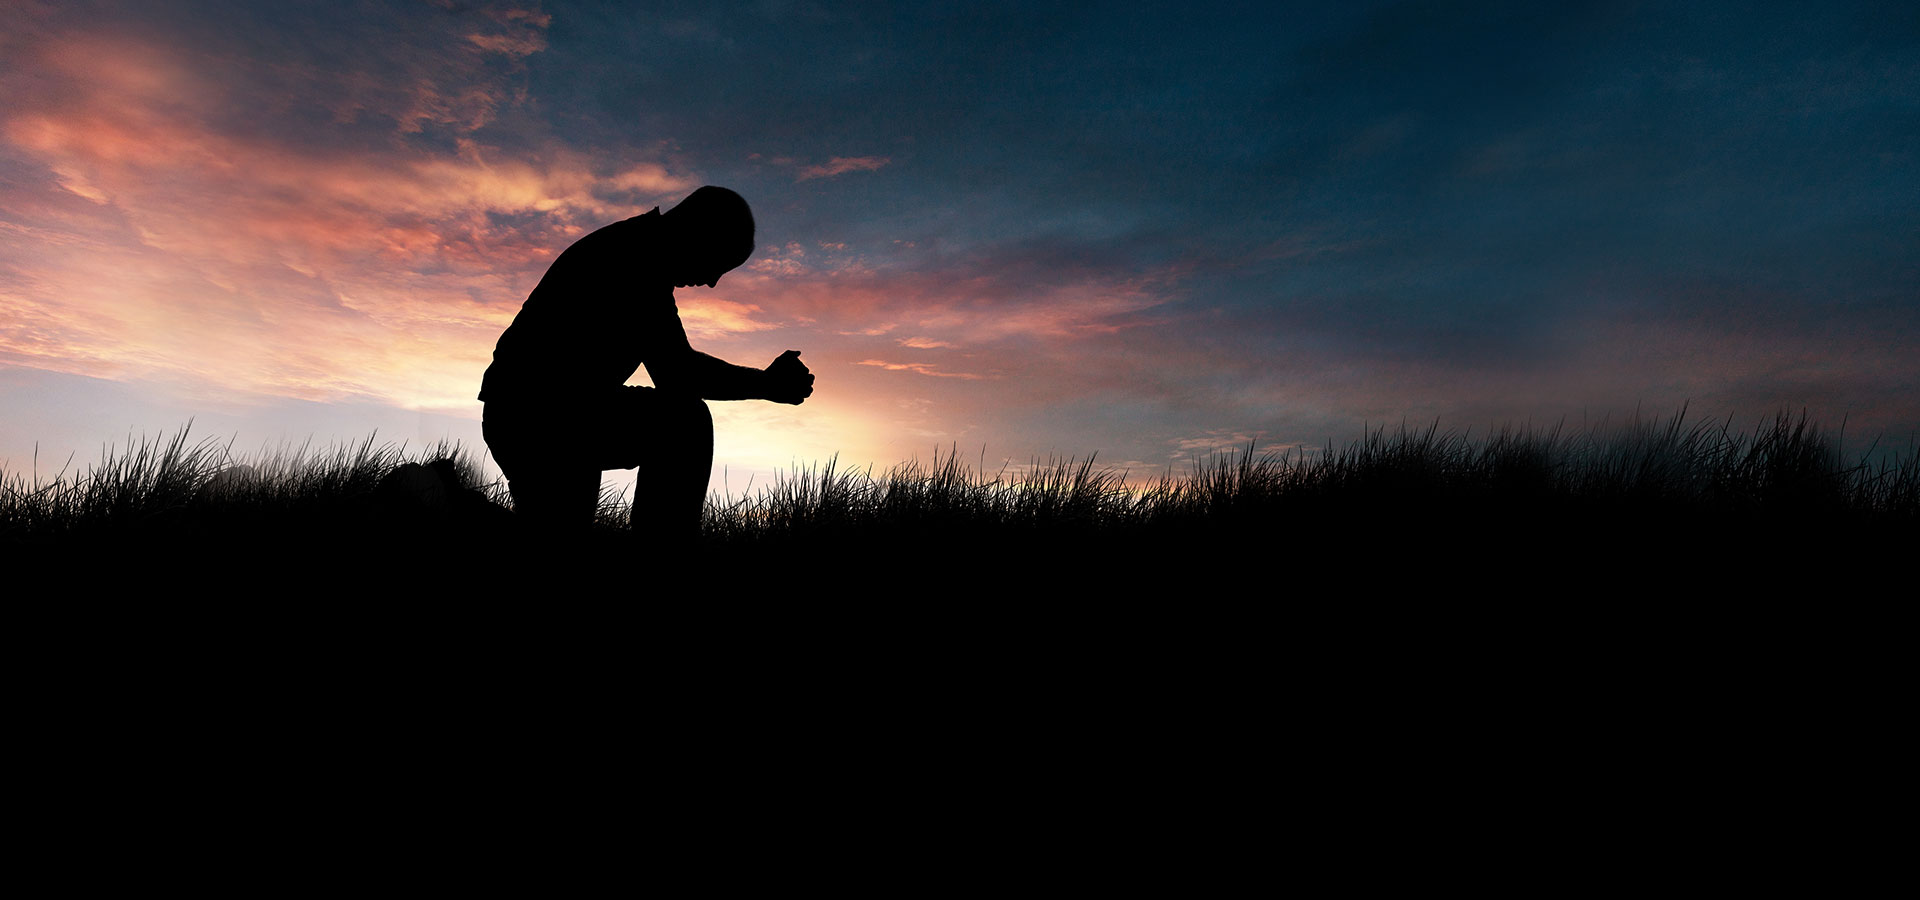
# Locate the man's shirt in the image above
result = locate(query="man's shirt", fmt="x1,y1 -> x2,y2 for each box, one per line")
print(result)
479,208 -> 685,403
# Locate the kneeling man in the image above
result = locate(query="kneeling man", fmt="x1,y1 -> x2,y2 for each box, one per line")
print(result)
479,186 -> 813,539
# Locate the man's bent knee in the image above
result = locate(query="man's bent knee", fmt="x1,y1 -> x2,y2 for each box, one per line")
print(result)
655,393 -> 713,455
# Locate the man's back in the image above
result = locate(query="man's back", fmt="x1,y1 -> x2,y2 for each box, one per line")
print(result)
479,209 -> 674,403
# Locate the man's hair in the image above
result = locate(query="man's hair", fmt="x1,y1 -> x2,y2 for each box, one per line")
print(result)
667,186 -> 755,267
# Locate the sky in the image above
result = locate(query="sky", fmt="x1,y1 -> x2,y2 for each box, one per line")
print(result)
3,0 -> 1916,499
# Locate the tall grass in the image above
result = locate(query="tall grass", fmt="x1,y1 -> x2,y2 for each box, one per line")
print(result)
0,422 -> 497,544
5,408 -> 1913,557
702,407 -> 1917,546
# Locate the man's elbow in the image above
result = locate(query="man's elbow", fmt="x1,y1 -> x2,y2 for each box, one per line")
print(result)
652,372 -> 702,398
645,350 -> 699,395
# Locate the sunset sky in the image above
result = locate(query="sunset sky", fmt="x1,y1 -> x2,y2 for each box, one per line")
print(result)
3,1 -> 1916,498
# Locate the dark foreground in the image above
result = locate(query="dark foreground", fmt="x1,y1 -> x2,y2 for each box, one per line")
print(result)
11,417 -> 1903,878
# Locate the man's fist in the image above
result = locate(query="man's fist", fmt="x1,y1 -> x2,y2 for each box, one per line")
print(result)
765,350 -> 814,404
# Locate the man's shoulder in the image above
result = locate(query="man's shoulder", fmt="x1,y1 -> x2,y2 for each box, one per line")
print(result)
558,208 -> 658,264
592,207 -> 662,237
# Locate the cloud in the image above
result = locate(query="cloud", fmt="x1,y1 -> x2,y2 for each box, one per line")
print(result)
489,8 -> 553,28
1,19 -> 1196,427
796,156 -> 891,181
1168,430 -> 1261,459
0,28 -> 701,410
719,230 -> 1192,358
680,299 -> 780,339
748,259 -> 809,277
838,323 -> 896,336
467,32 -> 549,58
855,360 -> 988,380
469,5 -> 552,58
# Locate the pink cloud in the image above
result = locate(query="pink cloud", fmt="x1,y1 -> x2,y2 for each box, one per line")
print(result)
490,8 -> 553,28
855,360 -> 989,380
0,32 -> 701,411
838,323 -> 896,336
796,156 -> 891,181
1168,430 -> 1263,459
720,255 -> 1185,353
680,299 -> 781,339
468,5 -> 552,57
467,32 -> 548,57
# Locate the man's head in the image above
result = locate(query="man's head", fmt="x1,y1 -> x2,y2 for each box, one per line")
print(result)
662,186 -> 754,288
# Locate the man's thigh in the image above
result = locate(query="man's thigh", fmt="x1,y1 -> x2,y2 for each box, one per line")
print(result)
485,388 -> 708,473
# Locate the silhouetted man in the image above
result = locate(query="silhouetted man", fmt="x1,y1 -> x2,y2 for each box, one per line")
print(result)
479,186 -> 813,539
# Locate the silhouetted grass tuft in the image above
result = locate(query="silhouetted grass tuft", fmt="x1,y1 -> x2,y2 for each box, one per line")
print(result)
700,407 -> 1915,544
1,422 -> 502,550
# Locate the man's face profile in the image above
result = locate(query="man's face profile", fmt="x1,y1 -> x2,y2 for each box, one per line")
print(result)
671,250 -> 741,289
663,219 -> 750,290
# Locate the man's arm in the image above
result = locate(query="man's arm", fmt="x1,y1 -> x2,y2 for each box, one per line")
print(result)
660,349 -> 775,401
642,312 -> 812,403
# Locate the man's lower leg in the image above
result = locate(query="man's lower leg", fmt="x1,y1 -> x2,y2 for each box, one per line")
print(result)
631,398 -> 712,544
